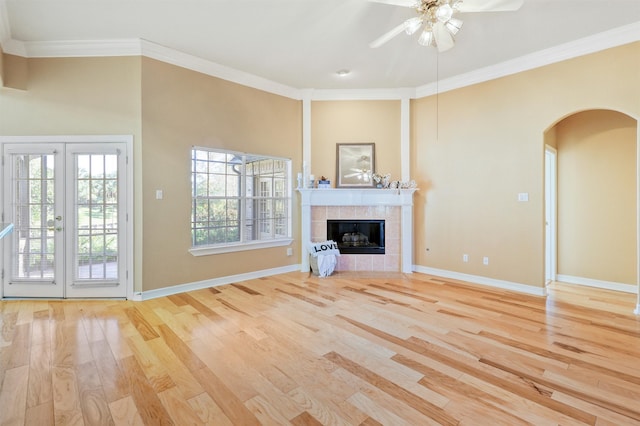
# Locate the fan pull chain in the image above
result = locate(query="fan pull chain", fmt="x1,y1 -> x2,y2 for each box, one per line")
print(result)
436,51 -> 439,143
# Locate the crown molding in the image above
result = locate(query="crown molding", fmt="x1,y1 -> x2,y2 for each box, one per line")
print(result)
415,21 -> 640,98
1,38 -> 25,56
308,87 -> 415,101
139,40 -> 300,100
0,20 -> 637,101
22,38 -> 142,58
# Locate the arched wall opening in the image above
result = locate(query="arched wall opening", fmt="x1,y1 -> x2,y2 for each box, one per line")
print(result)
544,109 -> 639,297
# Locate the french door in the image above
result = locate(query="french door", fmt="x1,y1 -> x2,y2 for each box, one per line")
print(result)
2,142 -> 128,298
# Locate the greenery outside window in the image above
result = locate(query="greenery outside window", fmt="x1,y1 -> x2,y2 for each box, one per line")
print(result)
190,147 -> 292,256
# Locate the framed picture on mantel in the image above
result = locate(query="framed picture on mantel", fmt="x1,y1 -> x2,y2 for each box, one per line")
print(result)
336,143 -> 375,188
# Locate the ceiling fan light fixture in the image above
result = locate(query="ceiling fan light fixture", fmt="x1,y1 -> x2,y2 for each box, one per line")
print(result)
417,29 -> 435,47
435,3 -> 453,23
404,17 -> 423,35
368,0 -> 524,51
445,17 -> 463,35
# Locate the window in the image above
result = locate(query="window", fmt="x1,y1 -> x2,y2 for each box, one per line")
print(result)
190,147 -> 292,255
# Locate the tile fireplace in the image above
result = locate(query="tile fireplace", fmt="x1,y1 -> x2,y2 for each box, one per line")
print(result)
298,188 -> 416,273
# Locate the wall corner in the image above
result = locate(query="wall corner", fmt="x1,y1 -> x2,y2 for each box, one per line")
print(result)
2,53 -> 28,90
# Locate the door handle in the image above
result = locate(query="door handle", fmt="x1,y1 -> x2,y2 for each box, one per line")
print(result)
47,219 -> 63,232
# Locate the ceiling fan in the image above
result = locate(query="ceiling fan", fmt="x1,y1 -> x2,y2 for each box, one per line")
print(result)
369,0 -> 524,52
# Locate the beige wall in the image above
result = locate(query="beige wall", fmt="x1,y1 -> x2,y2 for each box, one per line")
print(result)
140,58 -> 302,291
1,53 -> 28,90
0,57 -> 141,134
556,110 -> 637,286
544,126 -> 557,150
0,45 -> 4,87
412,42 -> 640,288
310,100 -> 401,185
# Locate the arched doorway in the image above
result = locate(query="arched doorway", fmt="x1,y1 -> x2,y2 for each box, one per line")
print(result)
544,109 -> 639,304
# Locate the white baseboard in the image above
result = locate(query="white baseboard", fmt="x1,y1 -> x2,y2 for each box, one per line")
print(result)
556,274 -> 638,294
413,266 -> 547,296
132,264 -> 301,301
131,264 -> 639,304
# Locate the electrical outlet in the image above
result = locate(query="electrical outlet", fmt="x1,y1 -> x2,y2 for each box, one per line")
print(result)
286,247 -> 293,256
463,254 -> 469,263
483,257 -> 489,265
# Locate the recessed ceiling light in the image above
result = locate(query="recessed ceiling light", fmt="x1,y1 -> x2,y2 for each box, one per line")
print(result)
336,69 -> 351,77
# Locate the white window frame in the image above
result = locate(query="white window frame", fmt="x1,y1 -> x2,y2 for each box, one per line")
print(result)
189,146 -> 293,257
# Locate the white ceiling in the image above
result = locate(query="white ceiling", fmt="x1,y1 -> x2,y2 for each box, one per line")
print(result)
1,0 -> 639,92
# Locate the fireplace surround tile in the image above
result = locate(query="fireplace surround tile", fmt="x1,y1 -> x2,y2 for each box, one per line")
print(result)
312,205 -> 399,272
311,206 -> 327,221
336,255 -> 355,271
339,206 -> 356,218
384,254 -> 400,271
299,188 -> 416,273
355,255 -> 373,271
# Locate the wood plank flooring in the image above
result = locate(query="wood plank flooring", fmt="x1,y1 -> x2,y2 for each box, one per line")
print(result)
1,272 -> 639,425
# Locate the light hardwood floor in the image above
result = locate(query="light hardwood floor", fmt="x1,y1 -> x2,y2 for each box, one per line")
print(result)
1,272 -> 639,425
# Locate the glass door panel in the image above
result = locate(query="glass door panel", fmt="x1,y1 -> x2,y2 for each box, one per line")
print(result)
65,144 -> 126,298
3,145 -> 64,298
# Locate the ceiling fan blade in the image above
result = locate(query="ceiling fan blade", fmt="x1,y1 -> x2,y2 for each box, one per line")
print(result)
455,0 -> 524,13
368,0 -> 418,7
433,22 -> 455,52
369,21 -> 410,48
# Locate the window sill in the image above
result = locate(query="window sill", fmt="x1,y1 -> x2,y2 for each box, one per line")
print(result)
189,238 -> 293,257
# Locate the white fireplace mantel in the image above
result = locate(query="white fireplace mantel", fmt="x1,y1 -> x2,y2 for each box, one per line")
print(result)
298,188 -> 417,273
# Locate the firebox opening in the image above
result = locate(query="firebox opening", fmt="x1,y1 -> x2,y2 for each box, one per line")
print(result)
327,219 -> 385,255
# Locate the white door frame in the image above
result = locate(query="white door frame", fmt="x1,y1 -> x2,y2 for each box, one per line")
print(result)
636,125 -> 640,315
0,135 -> 133,299
545,145 -> 557,285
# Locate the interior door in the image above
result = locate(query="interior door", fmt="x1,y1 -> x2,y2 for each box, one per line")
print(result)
2,142 -> 127,298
